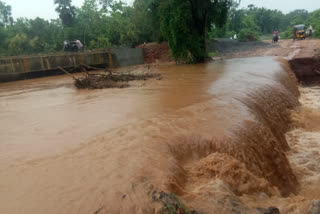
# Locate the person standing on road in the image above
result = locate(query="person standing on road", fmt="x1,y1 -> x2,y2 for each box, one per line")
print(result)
63,40 -> 68,51
273,29 -> 279,43
308,25 -> 313,37
293,28 -> 297,40
75,40 -> 83,51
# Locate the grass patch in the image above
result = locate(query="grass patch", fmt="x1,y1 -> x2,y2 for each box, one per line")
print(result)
152,191 -> 198,214
208,51 -> 219,57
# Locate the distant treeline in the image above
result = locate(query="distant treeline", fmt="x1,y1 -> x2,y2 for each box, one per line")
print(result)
0,0 -> 319,58
211,2 -> 320,41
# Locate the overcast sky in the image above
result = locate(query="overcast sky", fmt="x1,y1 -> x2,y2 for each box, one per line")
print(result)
239,0 -> 320,14
4,0 -> 132,20
3,0 -> 320,20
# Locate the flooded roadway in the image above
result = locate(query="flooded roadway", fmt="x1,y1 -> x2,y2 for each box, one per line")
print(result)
0,57 -> 317,213
0,63 -> 217,163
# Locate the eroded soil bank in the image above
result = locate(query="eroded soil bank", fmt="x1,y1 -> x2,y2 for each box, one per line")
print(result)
289,57 -> 320,84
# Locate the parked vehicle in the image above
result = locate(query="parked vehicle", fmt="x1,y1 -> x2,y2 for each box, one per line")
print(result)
63,40 -> 79,52
293,24 -> 306,40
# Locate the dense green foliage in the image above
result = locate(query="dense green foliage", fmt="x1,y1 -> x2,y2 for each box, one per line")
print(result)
0,0 -> 12,25
0,0 -> 157,56
306,10 -> 320,38
159,0 -> 231,63
54,0 -> 76,26
0,0 -> 232,63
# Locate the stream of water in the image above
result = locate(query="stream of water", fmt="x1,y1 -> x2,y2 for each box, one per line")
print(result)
0,57 -> 318,214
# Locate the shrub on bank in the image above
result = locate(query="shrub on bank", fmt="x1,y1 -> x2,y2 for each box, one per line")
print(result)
208,26 -> 236,39
307,10 -> 320,38
238,29 -> 259,42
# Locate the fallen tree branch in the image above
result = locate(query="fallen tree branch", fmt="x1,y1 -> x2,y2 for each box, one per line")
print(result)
58,66 -> 86,88
58,66 -> 79,81
79,65 -> 90,76
65,66 -> 79,73
73,71 -> 162,89
80,64 -> 102,70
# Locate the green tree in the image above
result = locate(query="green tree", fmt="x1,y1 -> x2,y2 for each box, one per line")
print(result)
98,1 -> 140,46
28,17 -> 63,52
0,0 -> 12,52
159,0 -> 231,63
54,0 -> 76,26
307,9 -> 320,38
98,0 -> 113,11
0,0 -> 13,25
242,15 -> 259,31
229,5 -> 245,33
132,0 -> 161,42
238,15 -> 260,41
8,33 -> 29,55
76,0 -> 104,48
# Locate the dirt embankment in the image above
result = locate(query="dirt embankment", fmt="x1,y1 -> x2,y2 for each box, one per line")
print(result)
289,57 -> 320,84
283,39 -> 320,84
136,42 -> 172,64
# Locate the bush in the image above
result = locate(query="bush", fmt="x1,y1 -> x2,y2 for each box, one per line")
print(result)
225,31 -> 236,38
208,25 -> 235,39
279,29 -> 292,39
307,10 -> 320,38
238,28 -> 259,42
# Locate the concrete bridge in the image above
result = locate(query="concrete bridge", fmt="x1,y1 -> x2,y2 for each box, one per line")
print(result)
0,47 -> 144,82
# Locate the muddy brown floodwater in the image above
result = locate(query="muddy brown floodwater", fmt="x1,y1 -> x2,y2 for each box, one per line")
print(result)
0,57 -> 318,214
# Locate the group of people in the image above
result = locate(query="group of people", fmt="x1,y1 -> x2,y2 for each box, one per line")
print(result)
63,40 -> 83,52
230,34 -> 237,40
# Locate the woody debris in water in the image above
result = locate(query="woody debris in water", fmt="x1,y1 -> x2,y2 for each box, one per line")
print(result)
59,65 -> 162,89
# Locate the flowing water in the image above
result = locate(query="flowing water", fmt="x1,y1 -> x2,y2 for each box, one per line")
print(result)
0,57 -> 318,214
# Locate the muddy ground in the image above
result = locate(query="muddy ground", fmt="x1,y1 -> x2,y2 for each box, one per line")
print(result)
137,42 -> 172,64
209,38 -> 320,59
207,38 -> 278,56
138,39 -> 320,62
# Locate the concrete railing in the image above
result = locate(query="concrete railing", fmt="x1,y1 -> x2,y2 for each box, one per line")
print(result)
0,47 -> 144,82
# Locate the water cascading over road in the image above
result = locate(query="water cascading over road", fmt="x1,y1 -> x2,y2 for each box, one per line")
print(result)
0,57 -> 309,213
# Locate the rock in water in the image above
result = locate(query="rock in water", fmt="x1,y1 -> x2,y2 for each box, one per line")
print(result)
257,206 -> 280,214
308,200 -> 320,214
